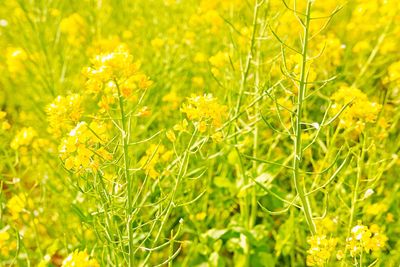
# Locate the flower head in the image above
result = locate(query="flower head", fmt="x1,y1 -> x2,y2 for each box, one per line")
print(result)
181,94 -> 227,133
346,222 -> 388,257
62,250 -> 99,267
46,94 -> 83,137
306,235 -> 337,266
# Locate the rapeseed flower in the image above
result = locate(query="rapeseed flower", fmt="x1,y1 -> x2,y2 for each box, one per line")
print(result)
306,235 -> 337,266
62,250 -> 99,267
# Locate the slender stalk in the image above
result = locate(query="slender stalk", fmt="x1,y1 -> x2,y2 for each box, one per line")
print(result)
293,1 -> 316,235
115,80 -> 134,266
341,134 -> 366,266
234,0 -> 260,116
140,129 -> 197,266
250,23 -> 262,228
230,2 -> 262,265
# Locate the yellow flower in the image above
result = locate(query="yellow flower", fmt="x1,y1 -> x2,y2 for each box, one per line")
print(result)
83,46 -> 152,103
306,235 -> 337,266
10,127 -> 37,150
60,13 -> 87,46
7,193 -> 33,220
62,250 -> 99,267
331,86 -> 381,133
198,120 -> 207,133
203,10 -> 223,33
383,61 -> 400,85
65,156 -> 75,170
194,52 -> 207,63
98,95 -> 115,112
46,94 -> 83,137
59,121 -> 111,173
209,51 -> 229,69
151,37 -> 165,49
346,222 -> 388,257
85,46 -> 138,83
2,121 -> 11,130
0,228 -> 16,257
6,47 -> 27,75
181,94 -> 228,130
0,111 -> 11,130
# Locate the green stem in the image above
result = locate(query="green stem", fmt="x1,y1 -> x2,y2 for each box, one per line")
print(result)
230,2 -> 261,265
141,129 -> 197,266
341,134 -> 366,266
293,1 -> 316,235
250,22 -> 263,228
115,80 -> 134,267
234,0 -> 260,117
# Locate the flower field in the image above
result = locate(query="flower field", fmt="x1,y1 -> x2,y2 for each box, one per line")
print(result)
0,0 -> 400,266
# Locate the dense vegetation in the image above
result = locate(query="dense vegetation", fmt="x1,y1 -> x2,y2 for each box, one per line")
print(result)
0,0 -> 399,266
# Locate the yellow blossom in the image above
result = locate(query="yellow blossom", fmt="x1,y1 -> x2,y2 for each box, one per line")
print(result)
46,94 -> 83,137
60,13 -> 87,45
83,46 -> 152,103
331,86 -> 381,132
7,193 -> 33,220
6,47 -> 27,75
306,235 -> 337,266
209,51 -> 229,69
383,61 -> 400,85
0,111 -> 11,131
10,127 -> 37,150
0,228 -> 16,257
62,250 -> 99,267
346,222 -> 388,257
181,94 -> 227,130
151,37 -> 165,49
59,121 -> 111,173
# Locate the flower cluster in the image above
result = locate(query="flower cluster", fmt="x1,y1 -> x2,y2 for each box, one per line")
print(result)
0,228 -> 16,257
83,46 -> 152,104
345,223 -> 388,257
383,61 -> 400,85
46,94 -> 83,137
331,86 -> 382,134
139,144 -> 173,179
306,235 -> 338,266
61,250 -> 99,267
10,127 -> 37,150
180,94 -> 227,135
6,193 -> 33,221
209,51 -> 229,77
59,121 -> 112,173
60,13 -> 87,46
6,47 -> 27,75
189,8 -> 223,35
0,111 -> 11,131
